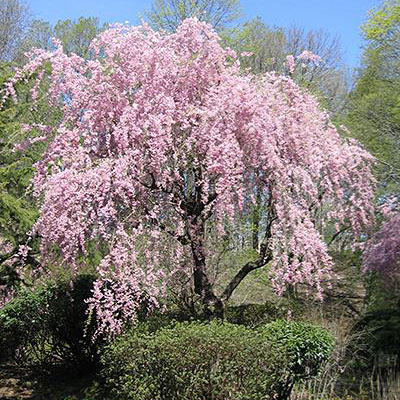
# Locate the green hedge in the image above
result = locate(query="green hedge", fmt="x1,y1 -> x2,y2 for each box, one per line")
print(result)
101,319 -> 334,400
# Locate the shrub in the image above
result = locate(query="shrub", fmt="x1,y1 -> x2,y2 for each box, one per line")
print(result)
0,286 -> 49,362
226,302 -> 285,327
101,319 -> 334,400
0,274 -> 102,368
260,320 -> 335,399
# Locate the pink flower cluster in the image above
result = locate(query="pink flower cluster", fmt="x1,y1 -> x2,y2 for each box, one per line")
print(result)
286,50 -> 322,74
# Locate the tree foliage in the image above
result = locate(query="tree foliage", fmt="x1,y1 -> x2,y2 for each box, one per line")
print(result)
0,16 -> 106,302
362,0 -> 400,51
343,0 -> 400,298
15,16 -> 107,62
0,59 -> 64,302
0,64 -> 38,281
345,0 -> 400,197
363,213 -> 400,287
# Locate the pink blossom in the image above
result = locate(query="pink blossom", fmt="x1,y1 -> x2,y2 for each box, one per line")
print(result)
286,54 -> 296,74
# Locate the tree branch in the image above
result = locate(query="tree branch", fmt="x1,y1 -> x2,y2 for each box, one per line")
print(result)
222,198 -> 277,302
328,225 -> 350,246
221,251 -> 272,302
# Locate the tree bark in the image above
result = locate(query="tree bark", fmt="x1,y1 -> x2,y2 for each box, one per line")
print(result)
221,251 -> 272,302
189,219 -> 224,318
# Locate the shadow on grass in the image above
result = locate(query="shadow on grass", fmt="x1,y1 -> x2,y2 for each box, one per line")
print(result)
0,363 -> 109,400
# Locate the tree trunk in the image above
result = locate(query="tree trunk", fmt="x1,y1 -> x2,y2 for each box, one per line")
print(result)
188,216 -> 224,318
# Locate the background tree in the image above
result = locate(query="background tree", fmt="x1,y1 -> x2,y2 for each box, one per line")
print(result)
0,64 -> 38,247
345,0 -> 400,199
363,0 -> 400,55
145,0 -> 241,32
15,17 -> 107,62
14,19 -> 54,60
222,18 -> 349,116
0,62 -> 50,295
363,214 -> 400,287
0,0 -> 30,61
53,17 -> 107,58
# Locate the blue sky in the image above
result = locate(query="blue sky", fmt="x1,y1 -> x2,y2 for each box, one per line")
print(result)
27,0 -> 381,68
